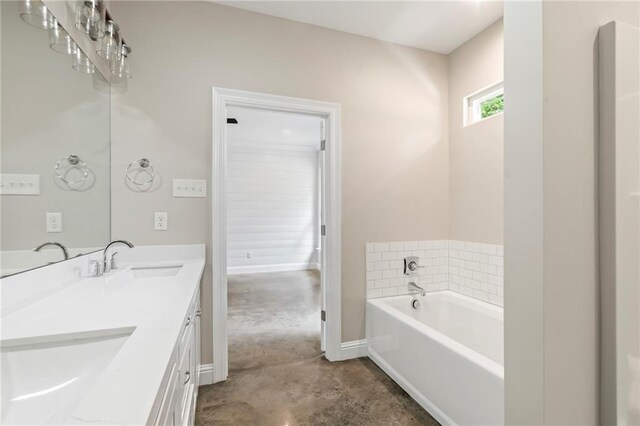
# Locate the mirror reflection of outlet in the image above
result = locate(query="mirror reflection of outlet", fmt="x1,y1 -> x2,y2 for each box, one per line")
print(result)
154,212 -> 168,231
46,212 -> 62,233
246,252 -> 252,259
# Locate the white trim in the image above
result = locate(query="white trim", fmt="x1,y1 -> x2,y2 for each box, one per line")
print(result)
228,262 -> 318,275
339,339 -> 368,360
198,363 -> 214,386
212,87 -> 342,383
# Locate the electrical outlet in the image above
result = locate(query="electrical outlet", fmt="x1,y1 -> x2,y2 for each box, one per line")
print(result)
46,212 -> 62,233
0,174 -> 40,195
246,252 -> 252,259
173,179 -> 206,198
154,212 -> 168,230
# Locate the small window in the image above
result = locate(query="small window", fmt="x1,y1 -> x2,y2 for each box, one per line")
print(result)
464,81 -> 504,126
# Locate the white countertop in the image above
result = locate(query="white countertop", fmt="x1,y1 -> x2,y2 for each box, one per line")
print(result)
1,245 -> 205,425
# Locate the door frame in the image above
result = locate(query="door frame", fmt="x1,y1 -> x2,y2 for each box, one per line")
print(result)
211,87 -> 342,383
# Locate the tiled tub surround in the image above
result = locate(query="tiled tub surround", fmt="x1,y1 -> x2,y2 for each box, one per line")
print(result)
365,240 -> 504,306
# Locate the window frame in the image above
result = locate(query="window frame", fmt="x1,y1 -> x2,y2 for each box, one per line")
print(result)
463,80 -> 504,127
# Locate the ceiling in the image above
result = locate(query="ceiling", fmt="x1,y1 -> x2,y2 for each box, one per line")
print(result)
217,1 -> 503,54
227,106 -> 322,148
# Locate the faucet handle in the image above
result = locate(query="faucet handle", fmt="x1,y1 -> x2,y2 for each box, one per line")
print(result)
110,252 -> 119,270
407,260 -> 424,272
89,260 -> 102,277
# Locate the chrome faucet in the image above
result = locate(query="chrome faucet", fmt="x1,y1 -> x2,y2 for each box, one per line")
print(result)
102,240 -> 134,275
408,282 -> 426,296
33,242 -> 69,261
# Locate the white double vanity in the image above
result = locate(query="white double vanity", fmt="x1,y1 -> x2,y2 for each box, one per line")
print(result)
1,245 -> 205,425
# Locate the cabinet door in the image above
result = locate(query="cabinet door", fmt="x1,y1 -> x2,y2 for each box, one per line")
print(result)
195,295 -> 201,388
155,363 -> 179,426
179,320 -> 194,426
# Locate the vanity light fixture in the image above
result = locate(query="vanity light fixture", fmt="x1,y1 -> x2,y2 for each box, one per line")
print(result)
19,0 -> 55,30
74,0 -> 106,41
96,20 -> 120,60
110,42 -> 132,79
72,49 -> 96,74
49,20 -> 78,55
18,0 -> 133,84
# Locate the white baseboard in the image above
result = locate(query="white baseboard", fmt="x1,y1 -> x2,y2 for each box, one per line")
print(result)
198,363 -> 214,386
227,263 -> 318,274
338,339 -> 367,360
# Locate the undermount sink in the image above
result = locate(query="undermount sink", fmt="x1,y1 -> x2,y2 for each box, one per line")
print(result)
1,329 -> 132,425
124,265 -> 183,279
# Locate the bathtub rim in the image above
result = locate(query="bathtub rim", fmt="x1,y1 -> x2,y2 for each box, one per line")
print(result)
366,290 -> 504,380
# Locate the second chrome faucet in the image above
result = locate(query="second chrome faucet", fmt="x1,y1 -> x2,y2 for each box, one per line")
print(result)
90,240 -> 135,277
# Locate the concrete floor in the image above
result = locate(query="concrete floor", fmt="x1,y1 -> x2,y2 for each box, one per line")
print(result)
195,270 -> 439,425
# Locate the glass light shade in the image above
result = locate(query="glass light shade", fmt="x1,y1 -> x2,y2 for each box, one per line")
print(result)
74,0 -> 105,41
110,43 -> 132,79
20,0 -> 55,30
72,49 -> 96,74
96,20 -> 120,60
49,21 -> 78,55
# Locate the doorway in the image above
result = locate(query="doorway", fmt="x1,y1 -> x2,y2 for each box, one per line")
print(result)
211,88 -> 341,383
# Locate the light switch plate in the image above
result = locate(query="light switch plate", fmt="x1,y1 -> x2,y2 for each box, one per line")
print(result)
154,212 -> 168,231
46,212 -> 62,233
0,174 -> 40,195
173,179 -> 206,198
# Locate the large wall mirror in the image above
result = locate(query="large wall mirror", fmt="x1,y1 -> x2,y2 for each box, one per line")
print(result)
0,1 -> 111,277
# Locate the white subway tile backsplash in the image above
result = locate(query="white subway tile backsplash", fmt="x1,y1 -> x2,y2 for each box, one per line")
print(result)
368,270 -> 382,280
403,241 -> 419,251
382,269 -> 397,279
374,243 -> 390,252
374,261 -> 389,271
389,241 -> 404,251
366,252 -> 381,262
382,251 -> 397,261
365,239 -> 504,307
382,287 -> 398,297
367,289 -> 383,298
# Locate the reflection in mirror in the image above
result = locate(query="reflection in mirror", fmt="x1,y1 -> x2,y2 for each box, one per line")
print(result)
1,0 -> 110,277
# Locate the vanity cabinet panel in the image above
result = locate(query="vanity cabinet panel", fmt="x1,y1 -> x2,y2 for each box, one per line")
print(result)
195,298 -> 201,389
153,290 -> 200,426
179,319 -> 194,425
154,362 -> 179,426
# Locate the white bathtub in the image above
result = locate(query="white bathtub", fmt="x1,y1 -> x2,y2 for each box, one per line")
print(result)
366,290 -> 504,425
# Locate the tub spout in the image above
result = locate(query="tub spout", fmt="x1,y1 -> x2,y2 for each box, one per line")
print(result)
408,282 -> 426,296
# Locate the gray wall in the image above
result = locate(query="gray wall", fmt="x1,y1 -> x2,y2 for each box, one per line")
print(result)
448,19 -> 503,245
109,1 -> 450,364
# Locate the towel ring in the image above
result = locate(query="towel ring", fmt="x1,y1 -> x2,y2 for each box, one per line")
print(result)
55,154 -> 89,186
126,158 -> 156,188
